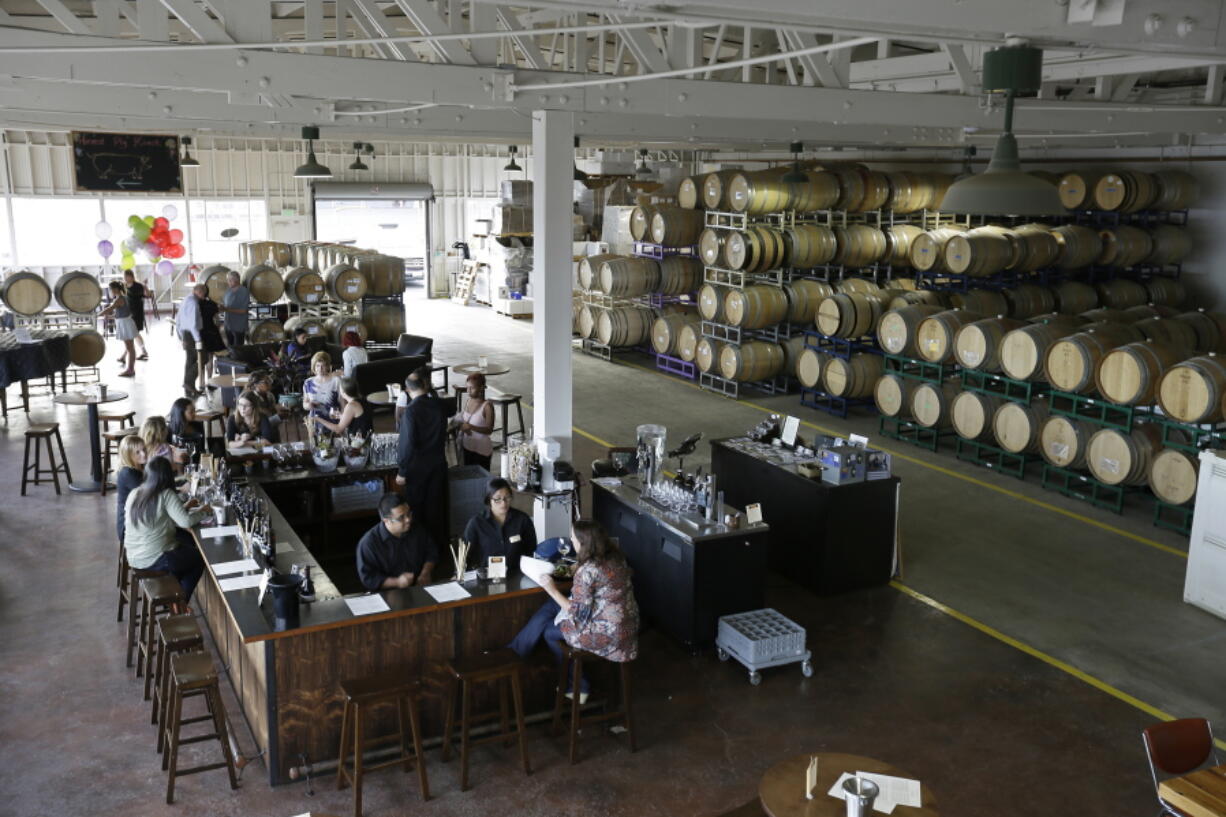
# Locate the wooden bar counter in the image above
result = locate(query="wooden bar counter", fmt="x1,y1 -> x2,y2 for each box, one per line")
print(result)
192,464 -> 550,785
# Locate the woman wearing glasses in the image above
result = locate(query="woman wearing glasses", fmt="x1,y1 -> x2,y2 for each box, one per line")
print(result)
461,478 -> 537,572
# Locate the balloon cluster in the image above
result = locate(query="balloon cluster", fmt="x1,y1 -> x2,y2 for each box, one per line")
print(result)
96,204 -> 185,276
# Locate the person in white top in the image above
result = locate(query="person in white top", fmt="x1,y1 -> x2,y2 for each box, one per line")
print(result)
457,372 -> 495,469
302,350 -> 341,420
341,331 -> 369,379
177,284 -> 206,398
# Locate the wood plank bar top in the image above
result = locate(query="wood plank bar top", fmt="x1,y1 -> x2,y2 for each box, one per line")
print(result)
759,753 -> 937,817
1160,765 -> 1226,817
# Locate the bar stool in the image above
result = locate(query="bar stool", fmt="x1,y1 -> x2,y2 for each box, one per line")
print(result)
486,391 -> 526,449
98,409 -> 136,433
440,648 -> 531,791
21,423 -> 71,496
551,644 -> 637,764
125,567 -> 168,665
138,576 -> 184,699
335,670 -> 429,817
196,409 -> 225,445
162,651 -> 239,804
152,615 -> 205,749
100,426 -> 138,497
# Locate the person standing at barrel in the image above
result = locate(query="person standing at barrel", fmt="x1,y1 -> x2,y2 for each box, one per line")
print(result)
98,281 -> 138,378
221,270 -> 250,352
395,366 -> 450,552
122,270 -> 149,361
198,292 -> 227,392
178,284 -> 205,398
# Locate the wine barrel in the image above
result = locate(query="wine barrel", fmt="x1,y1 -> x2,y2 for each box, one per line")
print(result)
726,227 -> 785,273
909,227 -> 967,272
885,171 -> 932,214
1097,225 -> 1153,269
324,313 -> 368,345
832,225 -> 888,267
1057,171 -> 1105,210
676,324 -> 701,362
876,305 -> 944,357
999,318 -> 1087,381
1054,281 -> 1099,315
1131,305 -> 1181,322
815,292 -> 885,338
916,309 -> 982,364
599,257 -> 660,297
944,226 -> 1016,277
678,176 -> 703,209
887,290 -> 949,310
1039,415 -> 1094,470
951,391 -> 1005,441
954,316 -> 1025,372
657,256 -> 702,295
727,171 -> 793,214
1012,224 -> 1062,271
780,336 -> 807,377
290,242 -> 318,268
699,229 -> 728,268
993,400 -> 1049,454
1094,170 -> 1158,213
1149,448 -> 1199,505
1,272 -> 51,316
949,289 -> 1008,316
241,264 -> 285,305
1079,307 -> 1134,324
1096,340 -> 1186,406
650,207 -> 704,246
325,264 -> 368,303
830,165 -> 869,211
701,171 -> 742,210
783,279 -> 834,324
1175,311 -> 1226,354
596,307 -> 653,347
1045,323 -> 1146,394
67,327 -> 105,366
355,254 -> 403,296
248,318 -> 285,344
241,240 -> 292,268
785,224 -> 838,268
651,313 -> 700,356
1052,224 -> 1103,269
1143,277 -> 1187,308
720,340 -> 785,381
789,170 -> 841,213
1095,279 -> 1150,311
578,253 -> 618,291
859,170 -> 892,212
283,314 -> 327,340
835,278 -> 881,295
1158,355 -> 1226,423
1145,225 -> 1193,267
874,373 -> 916,418
361,304 -> 404,344
724,286 -> 789,329
577,305 -> 596,339
1151,170 -> 1199,211
1136,318 -> 1198,353
283,267 -> 326,306
822,353 -> 884,398
796,347 -> 826,389
1005,284 -> 1056,319
200,265 -> 232,303
53,271 -> 103,314
883,224 -> 925,268
629,205 -> 658,242
910,379 -> 960,429
698,284 -> 726,322
1086,425 -> 1163,486
695,337 -> 726,373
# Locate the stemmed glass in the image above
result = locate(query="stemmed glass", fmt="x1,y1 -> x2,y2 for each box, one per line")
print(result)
558,538 -> 572,563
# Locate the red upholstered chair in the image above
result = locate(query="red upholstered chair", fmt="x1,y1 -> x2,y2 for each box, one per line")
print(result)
1142,718 -> 1220,816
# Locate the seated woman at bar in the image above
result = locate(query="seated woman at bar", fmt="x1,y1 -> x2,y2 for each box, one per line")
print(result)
141,415 -> 175,462
249,372 -> 283,434
509,520 -> 640,700
312,377 -> 372,440
124,456 -> 209,606
462,478 -> 536,571
302,351 -> 340,421
455,372 -> 495,469
356,493 -> 438,591
226,390 -> 277,450
115,434 -> 147,547
282,326 -> 312,369
341,331 -> 368,379
168,397 -> 204,453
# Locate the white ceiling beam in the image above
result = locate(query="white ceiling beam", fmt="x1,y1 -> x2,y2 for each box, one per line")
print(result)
607,14 -> 670,73
92,0 -> 122,37
220,0 -> 271,43
35,0 -> 92,35
781,29 -> 845,88
494,6 -> 546,70
302,0 -> 323,54
1110,73 -> 1141,101
940,43 -> 977,94
469,3 -> 498,64
390,0 -> 474,64
135,0 -> 169,39
1207,64 -> 1224,106
349,0 -> 415,60
156,0 -> 233,43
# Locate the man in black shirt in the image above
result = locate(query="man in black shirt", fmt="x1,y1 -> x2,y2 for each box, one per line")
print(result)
356,494 -> 438,591
395,366 -> 450,550
122,270 -> 149,360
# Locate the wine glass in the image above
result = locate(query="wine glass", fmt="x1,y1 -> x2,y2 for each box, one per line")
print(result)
558,538 -> 571,563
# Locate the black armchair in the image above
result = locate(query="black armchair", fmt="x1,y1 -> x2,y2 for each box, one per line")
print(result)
397,333 -> 433,358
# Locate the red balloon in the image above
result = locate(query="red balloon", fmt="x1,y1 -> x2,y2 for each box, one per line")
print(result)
154,217 -> 169,231
166,244 -> 185,258
169,229 -> 184,243
155,233 -> 171,247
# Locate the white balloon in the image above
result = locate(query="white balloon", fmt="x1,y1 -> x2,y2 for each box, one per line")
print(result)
94,220 -> 112,240
161,204 -> 179,221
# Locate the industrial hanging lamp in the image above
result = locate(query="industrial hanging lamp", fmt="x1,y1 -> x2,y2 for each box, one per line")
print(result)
634,149 -> 655,179
938,42 -> 1065,216
293,126 -> 332,179
347,142 -> 369,171
503,145 -> 522,173
179,136 -> 200,168
781,141 -> 806,184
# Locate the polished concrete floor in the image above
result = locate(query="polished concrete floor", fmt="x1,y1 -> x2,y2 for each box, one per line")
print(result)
1,287 -> 1218,816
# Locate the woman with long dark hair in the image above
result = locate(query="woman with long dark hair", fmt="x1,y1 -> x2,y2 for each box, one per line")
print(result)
167,397 -> 204,457
123,456 -> 208,604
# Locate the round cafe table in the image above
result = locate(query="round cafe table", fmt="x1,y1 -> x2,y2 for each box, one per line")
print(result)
365,390 -> 394,406
207,373 -> 251,390
52,388 -> 130,493
759,753 -> 938,817
451,362 -> 510,378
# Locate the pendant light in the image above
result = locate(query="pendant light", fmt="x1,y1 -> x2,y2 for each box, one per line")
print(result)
938,43 -> 1064,216
573,136 -> 589,182
293,126 -> 332,179
503,145 -> 522,173
179,136 -> 200,168
634,149 -> 655,179
348,142 -> 369,171
781,141 -> 806,184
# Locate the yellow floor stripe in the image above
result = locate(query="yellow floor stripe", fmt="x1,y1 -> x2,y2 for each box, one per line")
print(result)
612,357 -> 1185,560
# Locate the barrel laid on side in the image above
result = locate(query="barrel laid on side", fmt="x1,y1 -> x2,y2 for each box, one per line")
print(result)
1053,281 -> 1099,315
910,379 -> 960,429
578,253 -> 618,291
651,313 -> 701,357
1039,415 -> 1094,470
992,400 -> 1049,454
200,265 -> 232,303
953,317 -> 1025,372
1158,355 -> 1226,423
283,314 -> 327,340
1149,448 -> 1200,505
724,286 -> 790,329
796,348 -> 826,389
999,318 -> 1087,381
650,207 -> 705,247
360,304 -> 404,343
325,264 -> 369,303
1,271 -> 52,316
1146,225 -> 1193,267
657,256 -> 702,296
242,264 -> 285,304
248,318 -> 285,344
596,307 -> 654,347
951,391 -> 1005,441
698,284 -> 726,323
1174,311 -> 1226,354
695,337 -> 727,374
720,341 -> 785,382
783,279 -> 834,325
67,328 -> 105,366
821,353 -> 884,398
283,267 -> 326,306
1045,323 -> 1146,394
874,373 -> 917,419
876,305 -> 944,358
815,292 -> 885,339
324,313 -> 369,345
1095,341 -> 1187,406
53,271 -> 103,315
1086,425 -> 1163,486
916,309 -> 983,364
599,257 -> 661,297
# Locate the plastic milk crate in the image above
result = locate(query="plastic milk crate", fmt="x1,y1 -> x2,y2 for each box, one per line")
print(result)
715,608 -> 812,686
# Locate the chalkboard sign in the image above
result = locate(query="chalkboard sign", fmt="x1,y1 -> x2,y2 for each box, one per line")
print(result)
72,131 -> 183,193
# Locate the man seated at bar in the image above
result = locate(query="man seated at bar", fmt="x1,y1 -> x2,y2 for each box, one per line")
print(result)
462,478 -> 537,572
356,493 -> 438,591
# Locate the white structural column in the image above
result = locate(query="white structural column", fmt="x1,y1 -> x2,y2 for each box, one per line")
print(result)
532,109 -> 575,539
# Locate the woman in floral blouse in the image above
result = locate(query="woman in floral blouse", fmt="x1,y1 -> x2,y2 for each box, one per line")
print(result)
509,520 -> 640,700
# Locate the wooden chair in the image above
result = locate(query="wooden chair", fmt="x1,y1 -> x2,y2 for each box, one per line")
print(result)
162,652 -> 239,804
441,648 -> 531,791
21,423 -> 71,496
551,643 -> 637,764
1143,718 -> 1220,816
336,670 -> 429,817
98,409 -> 136,432
486,390 -> 526,449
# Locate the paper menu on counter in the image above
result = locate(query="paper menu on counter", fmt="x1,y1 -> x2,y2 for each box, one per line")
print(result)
856,772 -> 921,812
218,574 -> 264,593
201,524 -> 240,539
229,446 -> 258,455
423,582 -> 472,603
519,557 -> 554,586
345,594 -> 390,617
212,558 -> 260,576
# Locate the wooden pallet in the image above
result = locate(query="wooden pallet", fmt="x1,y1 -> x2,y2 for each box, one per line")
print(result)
452,261 -> 477,305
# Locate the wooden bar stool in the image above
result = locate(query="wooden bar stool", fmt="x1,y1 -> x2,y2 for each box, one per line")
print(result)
125,567 -> 167,666
336,670 -> 429,817
486,391 -> 526,449
195,409 -> 225,447
152,615 -> 205,750
162,652 -> 239,804
98,409 -> 136,432
21,423 -> 71,496
137,576 -> 184,698
551,644 -> 637,764
440,648 -> 531,791
101,426 -> 138,497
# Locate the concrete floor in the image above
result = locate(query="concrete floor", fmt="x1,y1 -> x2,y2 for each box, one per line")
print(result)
1,286 -> 1219,816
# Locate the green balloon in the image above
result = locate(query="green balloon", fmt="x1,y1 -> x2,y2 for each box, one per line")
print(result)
120,256 -> 135,271
134,225 -> 151,241
143,215 -> 155,228
128,215 -> 141,228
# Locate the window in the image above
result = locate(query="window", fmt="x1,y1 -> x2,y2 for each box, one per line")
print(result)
188,199 -> 268,264
315,199 -> 429,270
11,197 -> 102,267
